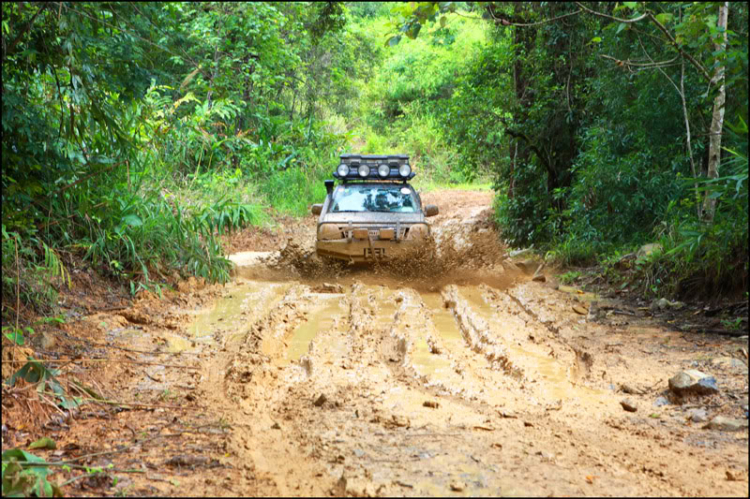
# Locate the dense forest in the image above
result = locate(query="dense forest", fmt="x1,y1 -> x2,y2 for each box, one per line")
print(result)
3,1 -> 748,324
2,3 -> 749,497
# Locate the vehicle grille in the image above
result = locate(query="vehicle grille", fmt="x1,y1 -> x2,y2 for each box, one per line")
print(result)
338,226 -> 409,239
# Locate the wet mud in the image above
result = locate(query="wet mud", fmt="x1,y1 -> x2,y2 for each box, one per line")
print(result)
181,191 -> 747,496
27,190 -> 746,497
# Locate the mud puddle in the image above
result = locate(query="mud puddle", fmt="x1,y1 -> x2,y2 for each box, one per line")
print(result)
283,293 -> 345,364
188,280 -> 291,345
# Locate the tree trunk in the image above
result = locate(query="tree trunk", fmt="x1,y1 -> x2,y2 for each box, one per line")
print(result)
509,142 -> 517,199
702,2 -> 729,222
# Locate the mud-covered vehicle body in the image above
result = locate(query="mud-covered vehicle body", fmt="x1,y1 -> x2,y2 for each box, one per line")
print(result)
311,154 -> 438,262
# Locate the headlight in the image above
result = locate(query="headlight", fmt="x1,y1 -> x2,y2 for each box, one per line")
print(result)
337,164 -> 349,177
358,165 -> 370,177
318,224 -> 343,240
399,164 -> 411,177
378,164 -> 390,177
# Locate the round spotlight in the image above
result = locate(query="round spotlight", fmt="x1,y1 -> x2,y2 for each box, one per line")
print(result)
378,164 -> 390,178
399,164 -> 411,177
337,164 -> 350,177
358,165 -> 371,177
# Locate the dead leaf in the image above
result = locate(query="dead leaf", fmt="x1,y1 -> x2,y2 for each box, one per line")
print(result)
573,304 -> 588,315
29,437 -> 56,450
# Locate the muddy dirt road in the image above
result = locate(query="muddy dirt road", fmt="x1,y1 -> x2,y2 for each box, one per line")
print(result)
20,190 -> 746,496
189,190 -> 747,496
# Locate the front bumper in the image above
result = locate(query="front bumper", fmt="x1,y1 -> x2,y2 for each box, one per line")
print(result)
316,239 -> 422,262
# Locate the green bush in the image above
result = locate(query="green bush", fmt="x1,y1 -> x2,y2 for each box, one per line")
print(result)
644,121 -> 749,297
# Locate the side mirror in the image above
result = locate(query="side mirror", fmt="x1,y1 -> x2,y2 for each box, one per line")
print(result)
425,204 -> 439,217
311,204 -> 323,216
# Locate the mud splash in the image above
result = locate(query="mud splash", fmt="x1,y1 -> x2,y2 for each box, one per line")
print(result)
263,221 -> 523,293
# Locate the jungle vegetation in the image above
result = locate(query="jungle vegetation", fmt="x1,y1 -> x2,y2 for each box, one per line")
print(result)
2,2 -> 748,322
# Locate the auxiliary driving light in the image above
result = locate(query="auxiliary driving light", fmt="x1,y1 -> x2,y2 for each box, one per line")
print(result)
352,228 -> 369,239
337,164 -> 350,177
399,164 -> 411,177
358,165 -> 370,177
378,164 -> 390,178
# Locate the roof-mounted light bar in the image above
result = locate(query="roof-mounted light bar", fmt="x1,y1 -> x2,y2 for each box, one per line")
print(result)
333,154 -> 415,181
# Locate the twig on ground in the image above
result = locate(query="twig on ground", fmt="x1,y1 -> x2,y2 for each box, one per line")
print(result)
0,461 -> 145,473
37,390 -> 188,410
1,358 -> 200,369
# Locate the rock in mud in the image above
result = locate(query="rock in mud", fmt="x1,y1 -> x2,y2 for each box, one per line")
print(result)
686,408 -> 708,423
313,394 -> 327,407
703,416 -> 749,432
621,383 -> 645,395
620,399 -> 638,412
653,396 -> 670,407
387,414 -> 410,428
450,481 -> 466,492
532,274 -> 546,282
668,370 -> 719,396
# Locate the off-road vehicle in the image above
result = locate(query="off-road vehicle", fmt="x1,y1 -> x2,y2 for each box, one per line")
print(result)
311,154 -> 439,262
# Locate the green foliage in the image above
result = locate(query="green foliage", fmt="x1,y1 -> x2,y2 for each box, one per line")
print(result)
391,1 -> 748,296
643,120 -> 748,296
558,271 -> 582,285
2,449 -> 62,497
1,2 -> 358,317
2,326 -> 31,346
5,359 -> 83,410
347,10 -> 489,185
3,1 -> 747,312
2,227 -> 70,317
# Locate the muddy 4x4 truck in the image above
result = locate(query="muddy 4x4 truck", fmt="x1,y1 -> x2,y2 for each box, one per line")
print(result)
311,154 -> 439,262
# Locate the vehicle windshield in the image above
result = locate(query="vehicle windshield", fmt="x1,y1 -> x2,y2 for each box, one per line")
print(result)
330,184 -> 418,213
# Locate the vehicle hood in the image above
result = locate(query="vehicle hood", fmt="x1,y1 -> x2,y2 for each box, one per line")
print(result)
320,212 -> 425,225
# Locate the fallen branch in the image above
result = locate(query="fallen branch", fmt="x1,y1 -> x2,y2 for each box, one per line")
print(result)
55,431 -> 179,465
34,388 -> 189,410
0,461 -> 145,473
684,329 -> 747,338
574,2 -> 648,24
491,8 -> 582,27
2,358 -> 200,369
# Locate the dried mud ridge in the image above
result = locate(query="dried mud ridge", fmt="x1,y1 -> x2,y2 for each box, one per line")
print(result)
9,191 -> 745,497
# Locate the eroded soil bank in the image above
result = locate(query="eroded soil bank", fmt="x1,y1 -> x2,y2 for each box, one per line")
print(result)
2,190 -> 748,496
